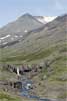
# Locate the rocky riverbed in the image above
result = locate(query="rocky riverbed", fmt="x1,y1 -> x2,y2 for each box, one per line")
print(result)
0,64 -> 67,101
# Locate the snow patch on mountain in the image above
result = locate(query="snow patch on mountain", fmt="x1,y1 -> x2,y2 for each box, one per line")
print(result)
0,35 -> 11,40
35,16 -> 57,24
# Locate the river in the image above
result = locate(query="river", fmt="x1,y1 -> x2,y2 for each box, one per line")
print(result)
19,76 -> 52,101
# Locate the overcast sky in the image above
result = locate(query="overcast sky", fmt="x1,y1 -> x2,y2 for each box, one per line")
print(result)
0,0 -> 67,27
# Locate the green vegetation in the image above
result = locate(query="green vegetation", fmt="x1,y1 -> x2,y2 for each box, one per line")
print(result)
0,42 -> 67,82
0,91 -> 37,101
0,42 -> 66,63
0,92 -> 21,101
57,92 -> 67,99
48,55 -> 67,81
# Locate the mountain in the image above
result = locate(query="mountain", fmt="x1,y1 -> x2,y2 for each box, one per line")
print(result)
35,16 -> 57,24
0,14 -> 66,63
0,13 -> 43,46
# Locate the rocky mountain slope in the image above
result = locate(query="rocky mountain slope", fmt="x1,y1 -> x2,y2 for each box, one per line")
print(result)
0,14 -> 66,63
0,13 -> 43,47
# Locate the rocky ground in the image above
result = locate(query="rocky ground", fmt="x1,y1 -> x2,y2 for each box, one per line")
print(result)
0,62 -> 67,101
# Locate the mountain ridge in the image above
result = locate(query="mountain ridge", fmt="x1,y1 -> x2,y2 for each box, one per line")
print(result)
0,14 -> 67,49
